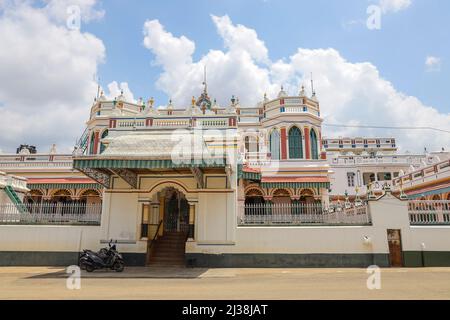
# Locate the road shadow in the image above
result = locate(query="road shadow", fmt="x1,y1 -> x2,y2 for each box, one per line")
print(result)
27,266 -> 210,279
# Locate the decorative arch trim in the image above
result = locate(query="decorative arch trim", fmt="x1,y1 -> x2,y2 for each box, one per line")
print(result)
269,188 -> 294,197
148,180 -> 192,200
244,184 -> 266,197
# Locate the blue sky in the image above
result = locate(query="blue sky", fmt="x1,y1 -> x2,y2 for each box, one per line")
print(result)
84,0 -> 449,114
0,0 -> 449,153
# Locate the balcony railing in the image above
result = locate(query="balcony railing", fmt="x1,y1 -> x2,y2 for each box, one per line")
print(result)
408,200 -> 450,225
238,202 -> 371,226
0,203 -> 102,225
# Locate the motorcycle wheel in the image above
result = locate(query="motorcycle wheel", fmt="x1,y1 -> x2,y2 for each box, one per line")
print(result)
113,260 -> 124,272
85,264 -> 95,273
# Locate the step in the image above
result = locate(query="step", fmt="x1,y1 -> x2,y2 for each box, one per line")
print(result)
149,258 -> 186,265
159,236 -> 187,241
152,252 -> 185,257
154,243 -> 185,250
153,249 -> 185,254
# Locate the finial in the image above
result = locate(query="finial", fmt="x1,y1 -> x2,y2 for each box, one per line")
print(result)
202,65 -> 208,94
231,95 -> 236,105
299,84 -> 305,97
310,72 -> 316,97
191,96 -> 196,106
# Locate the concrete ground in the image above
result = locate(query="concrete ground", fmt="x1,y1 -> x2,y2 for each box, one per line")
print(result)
0,267 -> 450,300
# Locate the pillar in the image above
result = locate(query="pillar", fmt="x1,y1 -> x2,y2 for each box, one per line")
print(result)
321,188 -> 330,208
280,127 -> 287,160
304,127 -> 310,159
92,131 -> 100,155
188,203 -> 195,240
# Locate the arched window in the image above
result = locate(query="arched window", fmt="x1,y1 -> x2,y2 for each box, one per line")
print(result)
89,132 -> 95,155
100,129 -> 109,154
288,127 -> 303,159
310,129 -> 319,160
269,130 -> 280,160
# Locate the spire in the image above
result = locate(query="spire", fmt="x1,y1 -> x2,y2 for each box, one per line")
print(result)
196,65 -> 212,110
202,65 -> 208,94
310,72 -> 317,100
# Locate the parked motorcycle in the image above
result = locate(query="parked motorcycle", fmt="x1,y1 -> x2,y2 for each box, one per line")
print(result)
79,240 -> 124,272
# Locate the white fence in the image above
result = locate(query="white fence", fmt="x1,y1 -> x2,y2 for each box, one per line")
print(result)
239,202 -> 371,225
408,200 -> 450,225
0,203 -> 102,225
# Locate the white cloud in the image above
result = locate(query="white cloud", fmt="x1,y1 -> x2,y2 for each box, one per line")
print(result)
142,15 -> 450,152
379,0 -> 412,13
105,81 -> 136,103
0,1 -> 105,153
143,16 -> 277,108
425,56 -> 441,72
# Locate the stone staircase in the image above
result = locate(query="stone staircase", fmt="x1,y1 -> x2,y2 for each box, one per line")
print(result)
147,231 -> 187,267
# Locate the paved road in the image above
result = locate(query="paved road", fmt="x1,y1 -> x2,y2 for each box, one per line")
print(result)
1,267 -> 450,300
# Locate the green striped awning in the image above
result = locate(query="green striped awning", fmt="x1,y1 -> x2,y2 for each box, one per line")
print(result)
260,182 -> 330,189
27,183 -> 103,190
237,164 -> 261,181
73,158 -> 227,170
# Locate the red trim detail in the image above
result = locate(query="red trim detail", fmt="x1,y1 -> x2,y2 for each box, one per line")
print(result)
27,178 -> 97,184
261,177 -> 329,183
93,131 -> 99,154
280,127 -> 287,160
304,127 -> 310,159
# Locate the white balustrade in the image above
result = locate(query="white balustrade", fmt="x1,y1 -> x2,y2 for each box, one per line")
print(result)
408,200 -> 450,225
238,202 -> 371,226
0,203 -> 102,225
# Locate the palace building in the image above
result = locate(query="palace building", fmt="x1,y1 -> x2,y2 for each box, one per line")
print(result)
1,82 -> 450,268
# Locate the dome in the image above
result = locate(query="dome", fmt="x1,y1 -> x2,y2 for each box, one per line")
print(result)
277,85 -> 287,98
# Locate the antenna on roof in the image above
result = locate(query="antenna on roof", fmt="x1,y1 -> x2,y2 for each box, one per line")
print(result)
93,73 -> 100,100
310,72 -> 315,96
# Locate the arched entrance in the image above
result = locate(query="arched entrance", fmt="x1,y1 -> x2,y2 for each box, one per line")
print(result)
146,186 -> 191,266
162,187 -> 190,234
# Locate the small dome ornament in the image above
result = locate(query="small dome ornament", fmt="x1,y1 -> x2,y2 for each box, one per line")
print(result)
117,89 -> 125,101
191,96 -> 196,106
49,144 -> 57,155
227,95 -> 237,114
211,98 -> 219,114
230,95 -> 236,105
98,90 -> 106,101
299,85 -> 306,97
148,97 -> 154,107
277,85 -> 287,98
168,99 -> 173,109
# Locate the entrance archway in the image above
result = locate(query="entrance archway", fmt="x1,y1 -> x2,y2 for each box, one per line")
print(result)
146,186 -> 191,266
162,187 -> 190,234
